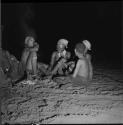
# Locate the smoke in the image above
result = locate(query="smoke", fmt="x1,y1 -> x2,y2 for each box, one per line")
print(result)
19,3 -> 37,42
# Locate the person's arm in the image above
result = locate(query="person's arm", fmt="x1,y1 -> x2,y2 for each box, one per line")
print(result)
89,61 -> 93,80
72,60 -> 81,78
87,54 -> 93,80
32,53 -> 37,75
50,52 -> 56,69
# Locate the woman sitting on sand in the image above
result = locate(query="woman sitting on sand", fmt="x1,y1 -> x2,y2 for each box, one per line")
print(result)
48,39 -> 74,78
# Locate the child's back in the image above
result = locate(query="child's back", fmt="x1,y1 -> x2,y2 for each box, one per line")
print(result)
21,48 -> 30,68
86,54 -> 93,80
76,57 -> 90,80
72,42 -> 93,85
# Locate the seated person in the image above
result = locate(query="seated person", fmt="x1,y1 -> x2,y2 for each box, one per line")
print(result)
48,39 -> 71,77
71,41 -> 93,86
6,53 -> 22,82
21,36 -> 39,80
0,48 -> 25,84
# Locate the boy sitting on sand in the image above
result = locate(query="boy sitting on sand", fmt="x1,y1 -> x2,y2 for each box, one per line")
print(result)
71,40 -> 93,85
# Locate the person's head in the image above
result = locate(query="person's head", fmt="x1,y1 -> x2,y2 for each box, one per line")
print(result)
74,42 -> 86,58
82,40 -> 91,54
25,36 -> 35,47
56,39 -> 68,52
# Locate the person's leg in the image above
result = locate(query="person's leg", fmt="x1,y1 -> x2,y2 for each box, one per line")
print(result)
51,61 -> 66,76
51,63 -> 60,75
31,55 -> 37,76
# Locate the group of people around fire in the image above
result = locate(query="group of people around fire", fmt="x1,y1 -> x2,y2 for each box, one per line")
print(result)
0,35 -> 93,87
20,36 -> 93,85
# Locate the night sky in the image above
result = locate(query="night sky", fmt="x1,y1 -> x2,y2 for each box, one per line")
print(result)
2,1 -> 122,69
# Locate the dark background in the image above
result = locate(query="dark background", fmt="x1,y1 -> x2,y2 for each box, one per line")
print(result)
1,1 -> 122,69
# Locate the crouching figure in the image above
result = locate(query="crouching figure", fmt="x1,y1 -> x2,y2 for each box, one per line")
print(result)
21,36 -> 39,80
48,39 -> 72,77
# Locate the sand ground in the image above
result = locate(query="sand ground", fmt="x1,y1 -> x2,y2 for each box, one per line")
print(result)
1,67 -> 123,124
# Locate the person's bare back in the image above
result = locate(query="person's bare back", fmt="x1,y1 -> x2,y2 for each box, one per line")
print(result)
72,41 -> 93,84
76,58 -> 89,78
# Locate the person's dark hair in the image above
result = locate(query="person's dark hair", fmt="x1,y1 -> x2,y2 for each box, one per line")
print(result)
75,43 -> 86,54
